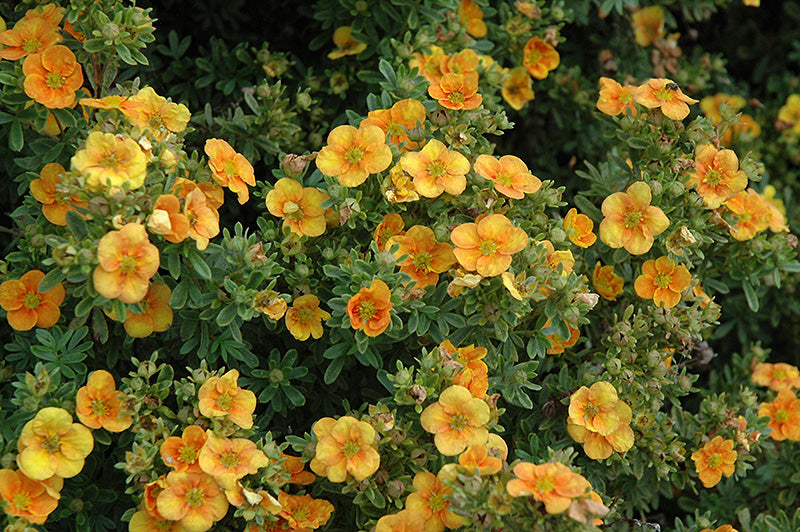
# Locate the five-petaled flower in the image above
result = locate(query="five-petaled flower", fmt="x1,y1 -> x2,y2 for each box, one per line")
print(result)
633,78 -> 698,120
0,468 -> 60,524
405,470 -> 467,532
197,369 -> 257,429
0,17 -> 62,61
599,181 -> 669,255
400,139 -> 470,198
285,294 -> 331,341
346,280 -> 393,337
563,208 -> 597,248
17,407 -> 94,481
361,98 -> 427,151
30,163 -> 87,226
22,44 -> 84,108
567,382 -> 634,459
451,214 -> 528,277
523,37 -> 559,80
198,432 -> 269,490
161,425 -> 208,473
205,139 -> 256,204
278,491 -> 334,530
0,269 -> 64,331
75,370 -> 132,432
757,390 -> 800,441
428,72 -> 483,110
420,384 -> 490,455
93,222 -> 160,304
691,436 -> 737,488
458,0 -> 487,37
506,462 -> 591,514
631,6 -> 665,47
752,362 -> 800,391
502,67 -> 535,111
634,256 -> 692,308
387,225 -> 456,289
596,77 -> 638,116
310,416 -> 380,482
474,154 -> 541,199
266,178 -> 329,237
156,471 -> 229,532
592,262 -> 624,301
125,86 -> 191,139
123,283 -> 173,337
72,131 -> 148,191
687,145 -> 747,208
316,124 -> 393,187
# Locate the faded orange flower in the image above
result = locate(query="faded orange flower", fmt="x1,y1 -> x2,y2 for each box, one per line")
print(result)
76,370 -> 132,432
23,44 -> 84,108
277,453 -> 315,486
310,415 -> 380,482
440,49 -> 480,76
30,162 -> 86,226
17,407 -> 94,480
567,382 -> 622,436
373,213 -> 405,251
502,67 -> 535,111
400,139 -> 470,198
474,154 -> 541,199
328,26 -> 366,59
285,294 -> 330,341
758,390 -> 800,441
205,139 -> 256,204
361,98 -> 426,150
265,178 -> 329,238
346,279 -> 393,337
631,6 -> 665,47
183,187 -> 220,250
409,45 -> 446,84
148,194 -> 190,244
0,469 -> 59,524
387,225 -> 456,289
596,77 -> 637,116
726,189 -> 771,241
523,37 -> 559,80
459,444 -> 503,475
752,362 -> 800,391
568,397 -> 634,459
458,0 -> 487,37
700,93 -> 746,125
124,282 -> 173,337
563,208 -> 597,247
128,507 -> 186,532
316,124 -> 393,187
439,340 -> 489,398
428,72 -> 482,110
72,131 -> 148,190
0,269 -> 64,331
420,384 -> 490,455
405,471 -> 467,532
93,223 -> 159,304
506,462 -> 591,514
198,432 -> 269,489
278,491 -> 334,530
451,214 -> 528,277
633,78 -> 698,120
699,527 -> 739,532
197,369 -> 257,429
156,471 -> 228,532
382,163 -> 420,203
171,178 -> 224,210
254,290 -> 288,320
691,436 -> 737,488
687,145 -> 747,208
376,510 -> 426,532
125,86 -> 190,138
599,181 -> 669,255
0,17 -> 62,61
592,262 -> 623,301
634,256 -> 692,308
161,425 -> 208,473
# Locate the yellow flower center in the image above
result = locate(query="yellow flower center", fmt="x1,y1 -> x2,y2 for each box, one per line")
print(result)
12,492 -> 31,511
388,121 -> 403,136
427,161 -> 447,177
535,475 -> 555,494
219,450 -> 240,469
449,90 -> 465,104
42,435 -> 61,454
296,307 -> 315,324
23,292 -> 41,309
103,152 -> 121,170
215,392 -> 233,411
655,87 -> 677,102
342,440 -> 361,458
156,520 -> 175,531
412,251 -> 432,271
22,37 -> 42,53
179,444 -> 199,464
46,72 -> 66,89
479,240 -> 497,256
449,413 -> 468,431
583,402 -> 599,419
120,254 -> 138,274
184,487 -> 205,507
773,369 -> 787,380
495,171 -> 514,186
345,146 -> 365,164
357,301 -> 377,321
293,506 -> 311,522
704,169 -> 722,187
147,115 -> 164,129
619,89 -> 634,104
283,201 -> 300,215
623,210 -> 643,228
706,452 -> 723,469
775,408 -> 790,423
91,398 -> 109,416
224,161 -> 238,178
428,491 -> 447,512
653,272 -> 671,288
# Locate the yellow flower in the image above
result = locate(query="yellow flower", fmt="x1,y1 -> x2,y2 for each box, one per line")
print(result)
634,256 -> 692,308
687,145 -> 747,208
72,131 -> 148,190
592,262 -> 623,301
691,436 -> 737,488
125,86 -> 190,138
777,94 -> 800,135
506,462 -> 590,514
156,471 -> 229,532
451,214 -> 528,277
285,294 -> 330,341
752,362 -> 800,391
75,370 -> 132,432
205,138 -> 256,204
596,77 -> 638,116
633,78 -> 698,121
501,67 -> 535,111
563,208 -> 596,247
400,139 -> 470,198
310,416 -> 380,482
198,432 -> 270,489
316,124 -> 393,187
328,26 -> 366,59
457,0 -> 487,38
598,181 -> 669,255
17,407 -> 94,480
420,385 -> 490,455
93,223 -> 160,304
405,470 -> 466,532
197,369 -> 257,429
631,6 -> 665,47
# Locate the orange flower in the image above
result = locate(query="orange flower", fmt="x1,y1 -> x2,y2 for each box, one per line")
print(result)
327,26 -> 366,59
198,432 -> 269,489
30,162 -> 86,226
405,471 -> 467,532
420,384 -> 490,455
376,510 -> 426,532
598,181 -> 669,255
0,269 -> 64,331
148,194 -> 190,244
93,223 -> 159,304
567,382 -> 622,436
382,163 -> 420,203
204,139 -> 255,204
543,318 -> 580,354
400,139 -> 470,198
563,208 -> 596,247
346,279 -> 393,337
0,17 -> 62,61
373,213 -> 405,251
439,49 -> 480,76
361,98 -> 427,150
633,78 -> 698,120
687,145 -> 747,208
78,94 -> 143,114
387,225 -> 456,289
0,469 -> 59,524
502,67 -> 535,111
17,407 -> 94,480
161,425 -> 208,473
451,214 -> 528,277
523,37 -> 559,80
22,4 -> 65,26
631,6 -> 665,47
265,178 -> 328,238
596,77 -> 638,116
125,86 -> 191,138
22,44 -> 84,108
458,444 -> 503,475
124,283 -> 173,337
197,369 -> 257,429
316,124 -> 393,187
592,262 -> 623,301
752,362 -> 800,391
691,436 -> 737,488
171,178 -> 224,210
278,491 -> 334,530
409,45 -> 446,84
285,294 -> 330,341
634,256 -> 692,308
428,72 -> 482,110
156,471 -> 229,532
458,0 -> 487,37
473,154 -> 541,199
129,508 -> 185,532
277,453 -> 315,486
254,290 -> 288,320
71,131 -> 148,190
725,189 -> 771,241
757,390 -> 800,441
75,370 -> 132,432
310,415 -> 380,482
568,401 -> 634,459
700,93 -> 746,125
506,462 -> 591,514
183,188 -> 220,251
439,341 -> 489,397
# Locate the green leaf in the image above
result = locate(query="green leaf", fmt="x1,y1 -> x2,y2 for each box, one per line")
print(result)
742,280 -> 759,312
572,194 -> 602,220
38,269 -> 66,293
283,386 -> 306,407
83,38 -> 107,53
378,59 -> 397,85
74,297 -> 95,317
65,210 -> 88,240
188,251 -> 212,279
216,305 -> 237,327
324,357 -> 345,384
9,120 -> 23,151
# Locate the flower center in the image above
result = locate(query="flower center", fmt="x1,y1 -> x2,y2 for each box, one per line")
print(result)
583,402 -> 599,419
449,90 -> 465,104
42,435 -> 61,454
655,86 -> 677,102
22,37 -> 42,53
653,272 -> 671,288
479,240 -> 497,255
623,210 -> 643,228
706,452 -> 723,469
427,161 -> 447,177
91,398 -> 109,416
342,440 -> 361,458
428,491 -> 447,512
23,292 -> 41,309
283,201 -> 300,215
620,89 -> 634,104
120,254 -> 138,274
12,492 -> 31,511
103,152 -> 121,170
184,487 -> 205,507
224,161 -> 238,178
46,72 -> 66,89
449,413 -> 468,431
495,171 -> 514,186
704,169 -> 722,187
345,146 -> 365,164
296,307 -> 315,323
775,408 -> 790,424
156,520 -> 174,531
388,121 -> 403,136
773,369 -> 787,380
147,115 -> 164,129
178,444 -> 199,464
527,49 -> 542,64
215,392 -> 233,411
357,301 -> 377,321
293,506 -> 311,522
219,450 -> 240,468
535,475 -> 555,493
412,251 -> 432,271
